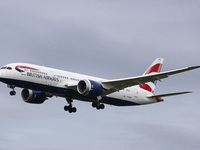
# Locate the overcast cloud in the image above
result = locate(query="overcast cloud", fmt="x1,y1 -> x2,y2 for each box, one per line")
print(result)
0,1 -> 200,150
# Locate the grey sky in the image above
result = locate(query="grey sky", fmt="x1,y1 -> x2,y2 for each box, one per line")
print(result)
0,1 -> 200,150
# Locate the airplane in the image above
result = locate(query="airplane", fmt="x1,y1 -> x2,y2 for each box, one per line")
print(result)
0,58 -> 199,113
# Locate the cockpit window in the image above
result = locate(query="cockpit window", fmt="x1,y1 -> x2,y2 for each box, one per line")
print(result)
1,66 -> 12,70
1,67 -> 7,69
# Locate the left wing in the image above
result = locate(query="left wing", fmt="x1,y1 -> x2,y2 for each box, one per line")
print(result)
101,66 -> 200,96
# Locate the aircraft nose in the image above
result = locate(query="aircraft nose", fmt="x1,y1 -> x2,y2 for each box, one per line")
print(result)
0,70 -> 2,78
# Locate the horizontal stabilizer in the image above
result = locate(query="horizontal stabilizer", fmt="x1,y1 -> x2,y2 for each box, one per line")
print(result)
147,91 -> 192,98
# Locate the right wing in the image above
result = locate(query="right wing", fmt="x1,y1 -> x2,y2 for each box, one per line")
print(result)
101,66 -> 200,96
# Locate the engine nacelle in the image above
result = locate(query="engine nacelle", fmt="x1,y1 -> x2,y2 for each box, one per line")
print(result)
77,79 -> 103,96
21,89 -> 47,104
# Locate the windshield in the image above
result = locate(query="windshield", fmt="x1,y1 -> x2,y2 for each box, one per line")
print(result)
1,66 -> 12,70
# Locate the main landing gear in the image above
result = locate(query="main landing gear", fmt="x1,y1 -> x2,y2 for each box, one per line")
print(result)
63,98 -> 105,113
64,98 -> 77,113
8,85 -> 16,96
92,102 -> 105,110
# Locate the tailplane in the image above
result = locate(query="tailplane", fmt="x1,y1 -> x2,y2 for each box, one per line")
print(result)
140,58 -> 164,93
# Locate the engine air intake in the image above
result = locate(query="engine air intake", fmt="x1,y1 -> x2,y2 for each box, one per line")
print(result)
77,79 -> 103,96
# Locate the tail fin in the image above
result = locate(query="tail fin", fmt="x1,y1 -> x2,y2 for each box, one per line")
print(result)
140,58 -> 164,93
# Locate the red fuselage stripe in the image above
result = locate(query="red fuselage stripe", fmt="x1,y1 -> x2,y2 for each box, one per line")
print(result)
15,66 -> 39,70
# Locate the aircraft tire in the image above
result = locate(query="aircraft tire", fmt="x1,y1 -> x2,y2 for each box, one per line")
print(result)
96,106 -> 101,110
64,106 -> 69,111
92,102 -> 96,108
72,107 -> 77,113
10,91 -> 16,96
100,104 -> 105,109
64,105 -> 77,113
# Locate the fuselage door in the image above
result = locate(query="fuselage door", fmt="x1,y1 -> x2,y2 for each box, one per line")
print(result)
134,88 -> 138,98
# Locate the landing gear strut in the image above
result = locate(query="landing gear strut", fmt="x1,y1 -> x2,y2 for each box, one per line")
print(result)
64,98 -> 77,113
8,85 -> 16,96
92,102 -> 105,110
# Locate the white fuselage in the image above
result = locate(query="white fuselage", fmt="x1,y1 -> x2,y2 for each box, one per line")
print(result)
0,63 -> 157,106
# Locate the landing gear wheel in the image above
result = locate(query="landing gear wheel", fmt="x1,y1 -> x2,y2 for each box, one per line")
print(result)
72,107 -> 77,113
65,106 -> 77,113
100,104 -> 105,109
92,102 -> 105,110
96,106 -> 101,110
10,91 -> 16,96
92,102 -> 97,108
64,98 -> 77,113
64,106 -> 69,111
68,108 -> 73,113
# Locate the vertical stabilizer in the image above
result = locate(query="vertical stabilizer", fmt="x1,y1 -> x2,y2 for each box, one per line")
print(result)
140,58 -> 164,93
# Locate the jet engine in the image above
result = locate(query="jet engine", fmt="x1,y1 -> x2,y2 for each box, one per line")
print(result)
21,89 -> 47,104
77,79 -> 103,96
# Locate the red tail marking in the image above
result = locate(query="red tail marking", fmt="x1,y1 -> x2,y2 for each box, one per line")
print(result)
145,63 -> 162,74
140,83 -> 154,93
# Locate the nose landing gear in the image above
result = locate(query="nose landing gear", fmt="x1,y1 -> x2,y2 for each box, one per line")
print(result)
10,91 -> 16,96
8,85 -> 16,96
